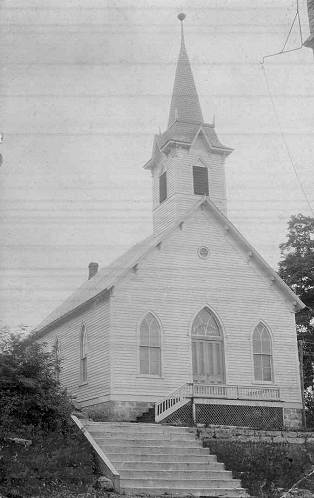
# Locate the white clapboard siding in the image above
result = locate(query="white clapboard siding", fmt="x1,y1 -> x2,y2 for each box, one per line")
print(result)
110,206 -> 301,406
37,296 -> 110,404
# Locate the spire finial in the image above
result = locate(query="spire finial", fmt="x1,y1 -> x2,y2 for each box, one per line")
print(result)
177,13 -> 186,47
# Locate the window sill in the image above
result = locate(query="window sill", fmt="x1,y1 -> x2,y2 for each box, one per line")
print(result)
136,375 -> 163,379
252,380 -> 275,385
79,381 -> 88,386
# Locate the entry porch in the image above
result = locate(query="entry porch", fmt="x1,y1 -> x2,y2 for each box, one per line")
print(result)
154,383 -> 283,430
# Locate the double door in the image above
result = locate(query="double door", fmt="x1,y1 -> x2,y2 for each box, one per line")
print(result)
192,338 -> 224,384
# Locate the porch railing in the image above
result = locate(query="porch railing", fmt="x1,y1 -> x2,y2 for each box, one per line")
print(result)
192,383 -> 280,401
155,383 -> 280,423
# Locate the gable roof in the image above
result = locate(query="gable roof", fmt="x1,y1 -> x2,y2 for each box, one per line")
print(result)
33,198 -> 304,337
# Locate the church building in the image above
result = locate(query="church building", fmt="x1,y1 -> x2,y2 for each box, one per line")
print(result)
34,14 -> 304,430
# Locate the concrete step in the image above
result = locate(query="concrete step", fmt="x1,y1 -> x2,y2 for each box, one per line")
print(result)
120,470 -> 233,480
122,487 -> 249,497
119,461 -> 225,471
108,452 -> 219,463
89,431 -> 197,441
84,421 -> 249,497
87,423 -> 192,434
121,478 -> 241,488
101,445 -> 210,455
94,438 -> 200,447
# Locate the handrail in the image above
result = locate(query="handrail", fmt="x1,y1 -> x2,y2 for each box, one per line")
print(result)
71,415 -> 120,492
155,383 -> 192,422
192,383 -> 280,401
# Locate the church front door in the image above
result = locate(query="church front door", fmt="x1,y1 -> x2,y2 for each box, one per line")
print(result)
191,307 -> 225,384
192,339 -> 224,384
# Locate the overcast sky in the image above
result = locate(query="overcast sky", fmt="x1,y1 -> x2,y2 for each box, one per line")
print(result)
0,0 -> 314,329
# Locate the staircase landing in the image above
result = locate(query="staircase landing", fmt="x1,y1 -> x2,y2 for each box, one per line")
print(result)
85,422 -> 250,497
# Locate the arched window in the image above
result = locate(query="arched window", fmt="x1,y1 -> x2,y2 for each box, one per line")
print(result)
139,313 -> 161,376
191,307 -> 224,384
80,324 -> 88,383
53,336 -> 61,381
253,323 -> 273,382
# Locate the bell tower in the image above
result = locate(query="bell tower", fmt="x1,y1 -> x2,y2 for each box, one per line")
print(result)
144,14 -> 233,235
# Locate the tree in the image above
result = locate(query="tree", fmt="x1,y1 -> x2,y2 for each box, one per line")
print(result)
278,213 -> 314,390
0,326 -> 72,437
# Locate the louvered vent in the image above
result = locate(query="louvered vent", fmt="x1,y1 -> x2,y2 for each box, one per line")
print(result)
159,171 -> 167,203
193,165 -> 209,195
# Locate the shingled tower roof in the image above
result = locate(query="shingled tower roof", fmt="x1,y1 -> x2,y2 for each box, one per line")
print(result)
168,13 -> 204,127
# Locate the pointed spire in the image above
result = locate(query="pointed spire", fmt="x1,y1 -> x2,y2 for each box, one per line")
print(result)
168,13 -> 204,128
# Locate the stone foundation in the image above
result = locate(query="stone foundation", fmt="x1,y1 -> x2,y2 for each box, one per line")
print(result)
198,425 -> 314,444
283,407 -> 303,430
82,400 -> 153,422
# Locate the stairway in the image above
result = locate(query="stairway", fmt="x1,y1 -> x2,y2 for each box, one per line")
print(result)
85,422 -> 250,497
135,406 -> 155,423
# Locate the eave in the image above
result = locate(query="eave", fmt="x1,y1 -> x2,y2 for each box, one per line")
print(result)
32,288 -> 111,339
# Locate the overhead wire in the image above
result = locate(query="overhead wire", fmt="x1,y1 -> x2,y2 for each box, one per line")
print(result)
260,0 -> 313,215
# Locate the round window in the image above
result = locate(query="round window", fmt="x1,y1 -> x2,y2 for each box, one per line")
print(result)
198,246 -> 209,259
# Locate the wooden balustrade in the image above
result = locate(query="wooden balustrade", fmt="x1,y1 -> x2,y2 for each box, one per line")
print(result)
155,383 -> 280,422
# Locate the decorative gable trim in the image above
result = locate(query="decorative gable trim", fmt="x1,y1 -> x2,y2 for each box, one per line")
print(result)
108,197 -> 304,313
199,199 -> 304,312
34,197 -> 304,338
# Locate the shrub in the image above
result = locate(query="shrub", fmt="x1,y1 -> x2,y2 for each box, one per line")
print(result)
0,333 -> 72,438
0,331 -> 99,496
204,440 -> 311,497
0,424 -> 96,497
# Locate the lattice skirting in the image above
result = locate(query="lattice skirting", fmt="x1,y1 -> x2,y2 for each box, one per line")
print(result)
196,403 -> 283,430
162,402 -> 194,426
162,402 -> 283,430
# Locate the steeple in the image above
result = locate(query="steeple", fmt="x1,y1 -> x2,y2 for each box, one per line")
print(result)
168,13 -> 204,127
144,13 -> 233,236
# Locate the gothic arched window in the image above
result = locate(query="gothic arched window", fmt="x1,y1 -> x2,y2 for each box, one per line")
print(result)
253,322 -> 273,382
191,307 -> 224,384
53,336 -> 61,381
80,324 -> 88,383
139,313 -> 161,376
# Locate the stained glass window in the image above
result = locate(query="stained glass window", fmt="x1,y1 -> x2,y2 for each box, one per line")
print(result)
253,323 -> 273,382
80,324 -> 88,383
192,307 -> 221,337
140,313 -> 161,376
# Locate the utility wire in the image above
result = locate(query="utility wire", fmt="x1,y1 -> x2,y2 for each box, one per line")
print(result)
261,0 -> 304,63
260,0 -> 313,215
